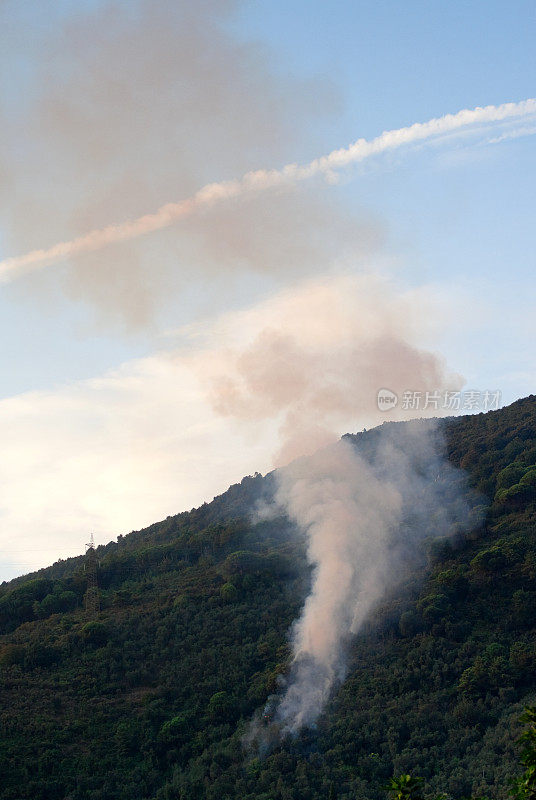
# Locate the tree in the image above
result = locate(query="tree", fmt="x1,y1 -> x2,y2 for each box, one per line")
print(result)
385,775 -> 424,800
220,582 -> 238,603
80,620 -> 108,647
207,691 -> 233,722
513,706 -> 536,800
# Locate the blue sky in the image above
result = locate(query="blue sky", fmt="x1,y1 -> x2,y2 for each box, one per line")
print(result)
0,0 -> 534,578
235,1 -> 536,126
238,0 -> 536,402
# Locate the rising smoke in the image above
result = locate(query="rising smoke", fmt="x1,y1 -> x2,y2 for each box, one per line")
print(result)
2,3 -> 534,330
204,273 -> 463,465
0,0 -> 489,738
217,276 -> 480,748
246,421 -> 479,748
1,96 -> 535,286
0,0 -> 350,327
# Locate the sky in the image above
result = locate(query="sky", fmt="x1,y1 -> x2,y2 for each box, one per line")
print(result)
0,0 -> 535,580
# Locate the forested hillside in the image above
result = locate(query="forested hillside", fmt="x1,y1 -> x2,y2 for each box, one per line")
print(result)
1,396 -> 535,800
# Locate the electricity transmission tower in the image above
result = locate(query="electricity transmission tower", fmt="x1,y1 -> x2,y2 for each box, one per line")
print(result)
84,533 -> 100,617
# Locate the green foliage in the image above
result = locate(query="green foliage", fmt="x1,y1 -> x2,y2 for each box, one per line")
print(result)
511,589 -> 535,628
158,713 -> 191,745
0,396 -> 535,799
390,705 -> 536,800
470,544 -> 509,574
207,690 -> 233,721
0,577 -> 54,632
34,589 -> 77,618
398,609 -> 418,637
80,620 -> 108,646
0,643 -> 25,668
417,592 -> 449,623
457,644 -> 511,696
115,718 -> 143,756
385,774 -> 424,800
495,464 -> 536,508
513,706 -> 536,800
220,582 -> 238,603
497,464 -> 528,491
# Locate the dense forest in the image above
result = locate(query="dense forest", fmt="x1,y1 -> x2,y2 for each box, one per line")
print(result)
1,396 -> 535,800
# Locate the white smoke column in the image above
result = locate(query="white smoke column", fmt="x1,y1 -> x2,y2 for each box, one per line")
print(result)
269,421 -> 476,734
204,273 -> 464,466
1,97 -> 534,281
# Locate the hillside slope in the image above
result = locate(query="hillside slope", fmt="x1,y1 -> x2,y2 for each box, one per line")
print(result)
1,396 -> 535,800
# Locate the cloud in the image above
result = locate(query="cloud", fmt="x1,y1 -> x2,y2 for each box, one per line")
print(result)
0,349 -> 279,580
1,1 -> 533,333
0,0 -> 343,328
1,93 -> 534,297
485,124 -> 536,145
0,273 -> 461,580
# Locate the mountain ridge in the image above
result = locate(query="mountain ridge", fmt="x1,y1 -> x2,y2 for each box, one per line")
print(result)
0,394 -> 535,799
6,395 -> 533,590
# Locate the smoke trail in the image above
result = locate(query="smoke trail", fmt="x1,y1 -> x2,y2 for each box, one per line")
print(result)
203,274 -> 475,741
204,273 -> 463,465
1,98 -> 534,281
0,0 -> 345,327
251,421 -> 478,742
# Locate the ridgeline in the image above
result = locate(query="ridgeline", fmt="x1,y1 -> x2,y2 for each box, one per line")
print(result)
1,396 -> 535,800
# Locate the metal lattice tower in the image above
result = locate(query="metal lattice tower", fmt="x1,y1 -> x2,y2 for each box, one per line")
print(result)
84,533 -> 100,617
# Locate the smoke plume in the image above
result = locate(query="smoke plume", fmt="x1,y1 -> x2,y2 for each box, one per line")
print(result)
226,276 -> 479,746
2,1 -> 533,331
0,0 -> 347,327
204,273 -> 463,465
248,421 -> 478,744
1,96 -> 534,286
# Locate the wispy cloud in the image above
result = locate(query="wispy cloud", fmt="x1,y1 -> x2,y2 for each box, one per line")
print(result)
0,0 -> 343,328
1,98 -> 534,284
485,124 -> 536,145
0,273 -> 461,579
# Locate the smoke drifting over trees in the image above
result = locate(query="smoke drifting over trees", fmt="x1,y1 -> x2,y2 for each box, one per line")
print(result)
247,422 -> 480,747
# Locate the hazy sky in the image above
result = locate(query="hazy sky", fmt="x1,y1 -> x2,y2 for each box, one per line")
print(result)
0,0 -> 534,579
